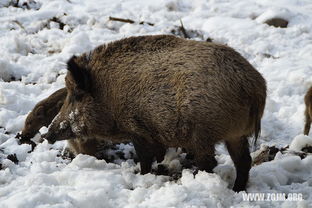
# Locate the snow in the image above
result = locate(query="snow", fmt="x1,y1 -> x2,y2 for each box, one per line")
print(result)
59,120 -> 68,130
1,0 -> 312,207
289,134 -> 312,152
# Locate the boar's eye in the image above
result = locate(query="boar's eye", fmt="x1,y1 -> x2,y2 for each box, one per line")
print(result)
35,106 -> 45,118
75,94 -> 83,101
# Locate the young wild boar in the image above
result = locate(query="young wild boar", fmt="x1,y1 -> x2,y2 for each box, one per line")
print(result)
44,35 -> 267,192
21,87 -> 106,158
304,86 -> 312,135
21,88 -> 67,141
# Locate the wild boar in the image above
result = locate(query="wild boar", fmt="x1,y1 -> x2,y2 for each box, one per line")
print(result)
21,87 -> 107,158
21,88 -> 67,141
304,86 -> 312,135
44,35 -> 267,192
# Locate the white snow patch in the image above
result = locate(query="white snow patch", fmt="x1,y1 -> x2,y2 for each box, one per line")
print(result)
59,120 -> 68,130
289,134 -> 312,151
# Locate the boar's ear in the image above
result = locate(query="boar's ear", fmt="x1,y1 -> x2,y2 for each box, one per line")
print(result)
67,56 -> 91,93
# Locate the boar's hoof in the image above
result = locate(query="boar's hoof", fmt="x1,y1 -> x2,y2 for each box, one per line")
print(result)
155,164 -> 169,175
232,184 -> 246,193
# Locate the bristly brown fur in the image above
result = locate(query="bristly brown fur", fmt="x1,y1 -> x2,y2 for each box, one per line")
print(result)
46,35 -> 267,192
304,86 -> 312,135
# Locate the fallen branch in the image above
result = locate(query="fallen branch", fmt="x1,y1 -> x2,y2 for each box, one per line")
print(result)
179,19 -> 189,39
109,16 -> 135,24
12,20 -> 25,30
252,145 -> 312,166
109,16 -> 154,26
139,21 -> 154,26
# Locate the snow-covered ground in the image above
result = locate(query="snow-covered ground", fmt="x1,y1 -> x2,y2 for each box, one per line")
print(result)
1,0 -> 312,207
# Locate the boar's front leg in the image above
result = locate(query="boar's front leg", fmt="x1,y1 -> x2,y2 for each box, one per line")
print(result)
132,138 -> 166,174
193,147 -> 217,173
226,137 -> 251,192
132,139 -> 153,174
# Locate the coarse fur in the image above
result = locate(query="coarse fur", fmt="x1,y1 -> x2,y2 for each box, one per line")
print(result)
304,86 -> 312,135
21,88 -> 107,158
45,35 -> 267,192
66,138 -> 110,158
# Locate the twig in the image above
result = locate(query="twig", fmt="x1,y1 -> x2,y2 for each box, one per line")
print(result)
12,20 -> 25,30
179,19 -> 189,39
109,16 -> 154,26
139,21 -> 154,26
109,16 -> 135,24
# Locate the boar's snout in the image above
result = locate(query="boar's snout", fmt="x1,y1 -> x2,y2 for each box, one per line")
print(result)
20,132 -> 33,141
42,118 -> 76,144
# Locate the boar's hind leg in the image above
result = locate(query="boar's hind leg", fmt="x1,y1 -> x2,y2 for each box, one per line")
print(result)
133,139 -> 166,174
226,137 -> 251,192
304,108 -> 311,135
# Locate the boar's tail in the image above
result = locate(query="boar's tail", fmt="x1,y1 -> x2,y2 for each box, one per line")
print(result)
251,102 -> 262,151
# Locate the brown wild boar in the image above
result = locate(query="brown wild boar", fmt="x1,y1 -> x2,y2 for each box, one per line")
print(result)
304,86 -> 312,135
44,35 -> 267,192
21,88 -> 67,141
21,87 -> 107,158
